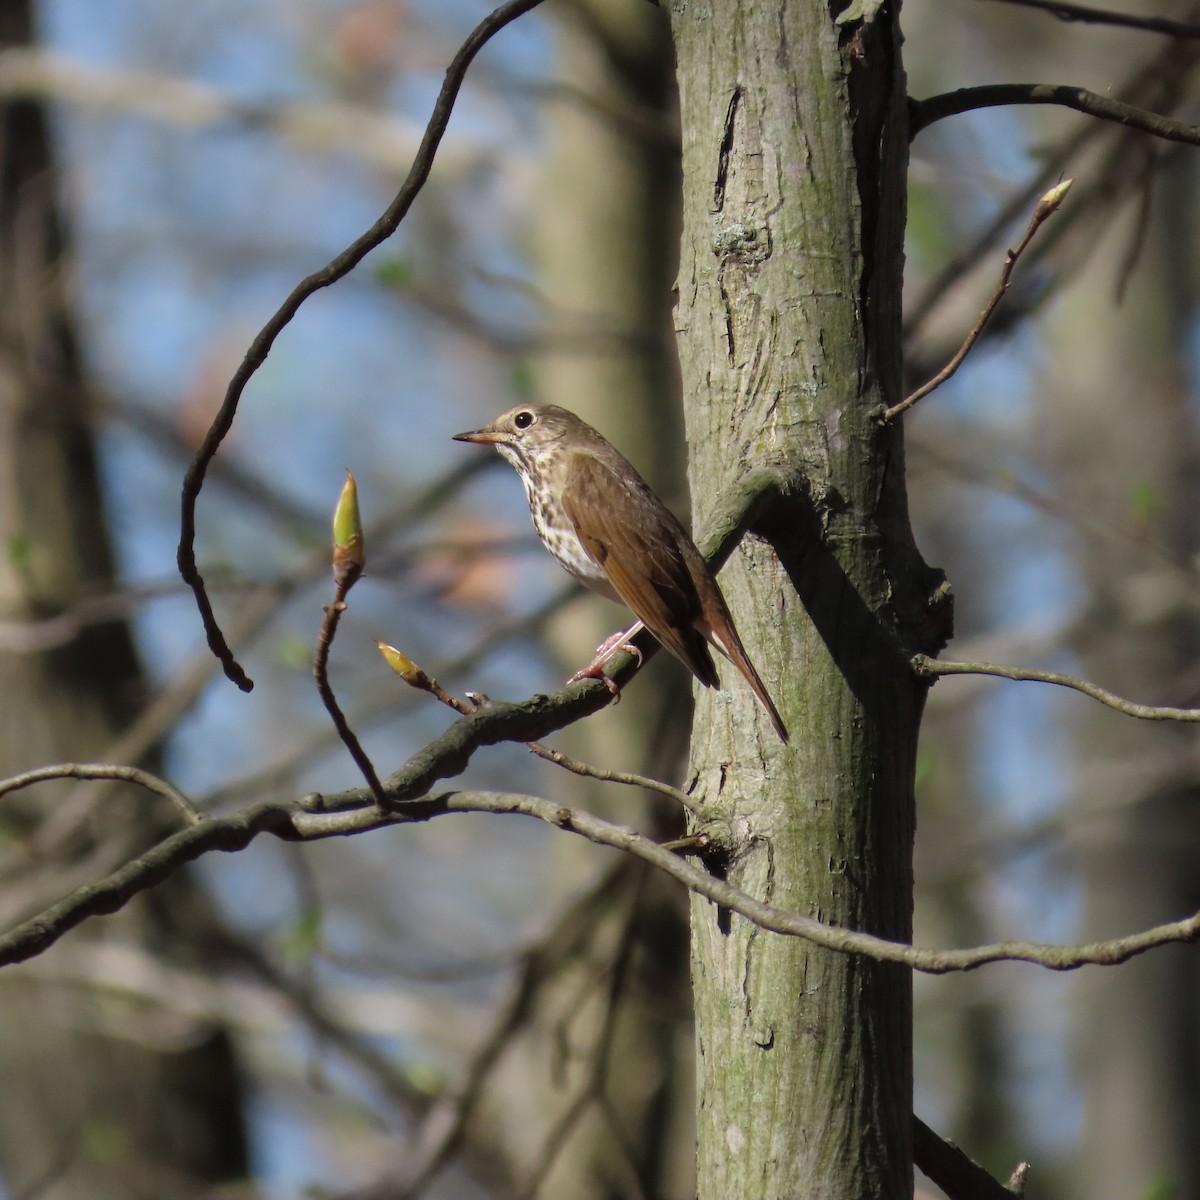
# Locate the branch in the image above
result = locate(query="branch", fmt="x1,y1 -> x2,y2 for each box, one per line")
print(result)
909,83 -> 1200,145
884,180 -> 1070,421
177,0 -> 548,692
982,0 -> 1200,38
0,763 -> 202,826
377,641 -> 698,813
914,654 -> 1200,722
315,473 -> 388,804
913,1116 -> 1028,1200
905,31 -> 1200,339
526,742 -> 699,814
401,863 -> 634,1197
0,48 -> 481,173
314,585 -> 387,806
6,767 -> 1200,976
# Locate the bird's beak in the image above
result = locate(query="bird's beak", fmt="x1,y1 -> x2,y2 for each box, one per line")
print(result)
452,427 -> 501,445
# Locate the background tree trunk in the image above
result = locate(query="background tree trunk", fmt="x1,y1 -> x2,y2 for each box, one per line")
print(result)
1053,154 -> 1200,1200
668,4 -> 946,1196
0,4 -> 248,1195
522,4 -> 694,1195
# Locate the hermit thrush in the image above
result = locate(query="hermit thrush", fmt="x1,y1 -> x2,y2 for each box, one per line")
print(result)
453,404 -> 788,742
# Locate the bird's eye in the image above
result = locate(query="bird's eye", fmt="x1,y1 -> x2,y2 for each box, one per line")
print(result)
513,410 -> 535,430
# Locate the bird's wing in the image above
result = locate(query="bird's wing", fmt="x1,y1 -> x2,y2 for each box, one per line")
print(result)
560,449 -> 719,687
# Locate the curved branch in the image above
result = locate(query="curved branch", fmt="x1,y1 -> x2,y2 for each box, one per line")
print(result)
177,0 -> 548,692
910,83 -> 1200,146
0,763 -> 201,825
914,654 -> 1200,722
984,0 -> 1200,38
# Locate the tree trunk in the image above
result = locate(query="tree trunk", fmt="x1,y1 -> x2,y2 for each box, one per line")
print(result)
667,4 -> 945,1196
0,4 -> 248,1195
523,5 -> 694,1195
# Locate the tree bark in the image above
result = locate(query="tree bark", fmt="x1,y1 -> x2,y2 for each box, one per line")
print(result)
667,4 -> 946,1196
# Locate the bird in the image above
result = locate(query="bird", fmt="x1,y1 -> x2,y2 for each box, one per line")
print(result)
453,404 -> 788,742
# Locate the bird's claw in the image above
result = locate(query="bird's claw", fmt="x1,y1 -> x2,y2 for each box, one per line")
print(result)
568,662 -> 623,699
569,624 -> 644,699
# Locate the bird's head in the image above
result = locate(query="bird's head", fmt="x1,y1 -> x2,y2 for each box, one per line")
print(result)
453,404 -> 581,473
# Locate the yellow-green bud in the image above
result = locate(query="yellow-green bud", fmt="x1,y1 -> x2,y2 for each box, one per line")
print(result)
375,640 -> 431,690
1036,178 -> 1073,217
332,471 -> 365,588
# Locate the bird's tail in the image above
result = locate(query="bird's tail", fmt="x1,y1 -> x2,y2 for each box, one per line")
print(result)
708,627 -> 789,744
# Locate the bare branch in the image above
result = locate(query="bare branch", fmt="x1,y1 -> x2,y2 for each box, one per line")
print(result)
913,1115 -> 1027,1200
909,82 -> 1200,145
177,0 -> 548,692
884,181 -> 1070,421
314,587 -> 388,807
312,473 -> 388,802
0,48 -> 483,174
6,759 -> 1200,976
914,654 -> 1200,722
982,0 -> 1200,38
0,763 -> 201,826
525,742 -> 699,814
401,863 -> 633,1197
5,641 -> 1199,978
905,32 -> 1200,340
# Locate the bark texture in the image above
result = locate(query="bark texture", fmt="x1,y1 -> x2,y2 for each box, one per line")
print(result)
667,4 -> 947,1197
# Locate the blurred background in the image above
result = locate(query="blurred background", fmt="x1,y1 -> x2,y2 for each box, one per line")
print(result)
1,0 -> 1198,1196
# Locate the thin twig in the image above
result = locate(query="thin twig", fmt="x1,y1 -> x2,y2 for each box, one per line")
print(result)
177,0 -> 548,691
0,763 -> 202,826
914,654 -> 1200,722
400,862 -> 633,1198
314,584 -> 388,806
905,31 -> 1200,338
513,881 -> 642,1200
524,744 -> 700,814
884,181 -> 1070,421
982,0 -> 1200,38
909,81 -> 1200,144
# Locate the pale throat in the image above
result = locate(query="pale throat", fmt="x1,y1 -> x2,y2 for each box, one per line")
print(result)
500,441 -> 614,597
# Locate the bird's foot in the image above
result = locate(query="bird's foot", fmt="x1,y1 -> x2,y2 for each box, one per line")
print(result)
568,620 -> 645,698
568,661 -> 623,697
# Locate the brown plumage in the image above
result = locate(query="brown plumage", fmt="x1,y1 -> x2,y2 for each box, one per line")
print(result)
453,404 -> 788,743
